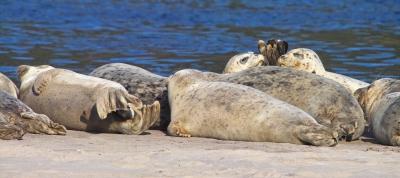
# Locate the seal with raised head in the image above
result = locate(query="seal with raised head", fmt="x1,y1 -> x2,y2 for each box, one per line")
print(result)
276,48 -> 369,94
222,39 -> 288,74
168,69 -> 338,146
355,78 -> 400,146
203,66 -> 365,141
18,65 -> 160,134
0,72 -> 18,98
0,90 -> 66,140
90,63 -> 168,129
222,52 -> 265,73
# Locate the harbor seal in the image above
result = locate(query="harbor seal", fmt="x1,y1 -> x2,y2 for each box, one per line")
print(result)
18,65 -> 160,134
355,78 -> 400,146
205,66 -> 365,141
276,48 -> 369,94
0,72 -> 18,98
167,69 -> 338,146
222,39 -> 288,74
90,63 -> 169,129
222,52 -> 265,73
0,91 -> 66,140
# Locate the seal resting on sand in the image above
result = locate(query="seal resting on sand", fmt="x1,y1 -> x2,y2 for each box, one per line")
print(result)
90,63 -> 168,129
0,91 -> 66,140
18,65 -> 160,134
167,69 -> 338,146
276,48 -> 369,94
0,72 -> 18,98
201,66 -> 365,141
355,78 -> 400,146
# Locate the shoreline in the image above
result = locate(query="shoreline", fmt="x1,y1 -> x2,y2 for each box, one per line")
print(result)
1,130 -> 399,177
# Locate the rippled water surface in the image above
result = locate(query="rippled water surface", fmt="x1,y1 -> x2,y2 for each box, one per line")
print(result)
0,0 -> 399,82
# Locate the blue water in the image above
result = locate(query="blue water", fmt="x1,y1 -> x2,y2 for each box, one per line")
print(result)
0,0 -> 399,82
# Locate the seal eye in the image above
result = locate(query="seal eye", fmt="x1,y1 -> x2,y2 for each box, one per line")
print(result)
240,57 -> 249,64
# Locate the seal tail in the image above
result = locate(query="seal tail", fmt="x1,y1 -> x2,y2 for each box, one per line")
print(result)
96,88 -> 143,120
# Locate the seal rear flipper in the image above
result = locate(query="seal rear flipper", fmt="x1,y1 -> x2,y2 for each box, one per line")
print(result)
32,69 -> 63,95
95,88 -> 143,120
297,126 -> 339,147
0,123 -> 25,140
20,112 -> 67,135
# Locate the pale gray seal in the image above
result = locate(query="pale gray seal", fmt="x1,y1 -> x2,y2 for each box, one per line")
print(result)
18,65 -> 160,134
167,69 -> 338,146
355,78 -> 400,146
204,66 -> 365,141
0,72 -> 18,98
0,91 -> 66,140
223,39 -> 288,74
222,52 -> 265,73
89,63 -> 169,129
277,48 -> 369,94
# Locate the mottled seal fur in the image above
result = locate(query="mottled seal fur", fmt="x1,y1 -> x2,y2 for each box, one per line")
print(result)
0,91 -> 66,140
277,48 -> 369,94
223,52 -> 265,73
167,69 -> 338,146
90,63 -> 168,129
204,66 -> 365,141
355,78 -> 400,146
18,65 -> 160,134
0,72 -> 18,98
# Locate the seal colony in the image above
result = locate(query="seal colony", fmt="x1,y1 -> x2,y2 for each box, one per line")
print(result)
168,69 -> 338,146
0,39 -> 397,147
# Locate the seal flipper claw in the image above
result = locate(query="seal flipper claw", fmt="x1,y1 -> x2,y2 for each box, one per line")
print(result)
168,121 -> 191,138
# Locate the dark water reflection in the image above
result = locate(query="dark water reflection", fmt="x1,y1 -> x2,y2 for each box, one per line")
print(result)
0,0 -> 399,83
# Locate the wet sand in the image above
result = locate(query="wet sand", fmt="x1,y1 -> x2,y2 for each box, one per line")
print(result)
1,130 -> 399,178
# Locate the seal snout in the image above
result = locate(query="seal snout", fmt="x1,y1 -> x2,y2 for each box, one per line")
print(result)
17,65 -> 30,79
338,123 -> 356,141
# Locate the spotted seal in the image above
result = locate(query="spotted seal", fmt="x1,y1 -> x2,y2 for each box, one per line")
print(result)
167,69 -> 338,146
355,78 -> 400,146
90,63 -> 168,129
222,52 -> 265,73
276,48 -> 369,94
203,66 -> 365,141
0,90 -> 66,140
18,65 -> 160,134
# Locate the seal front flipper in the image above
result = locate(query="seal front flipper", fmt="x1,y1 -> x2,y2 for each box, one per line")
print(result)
20,111 -> 67,135
95,88 -> 143,120
32,69 -> 63,95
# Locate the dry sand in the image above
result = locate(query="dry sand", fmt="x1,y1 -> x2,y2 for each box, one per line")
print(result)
1,130 -> 399,178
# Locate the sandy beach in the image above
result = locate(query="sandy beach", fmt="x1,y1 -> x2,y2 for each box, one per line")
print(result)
1,130 -> 399,178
